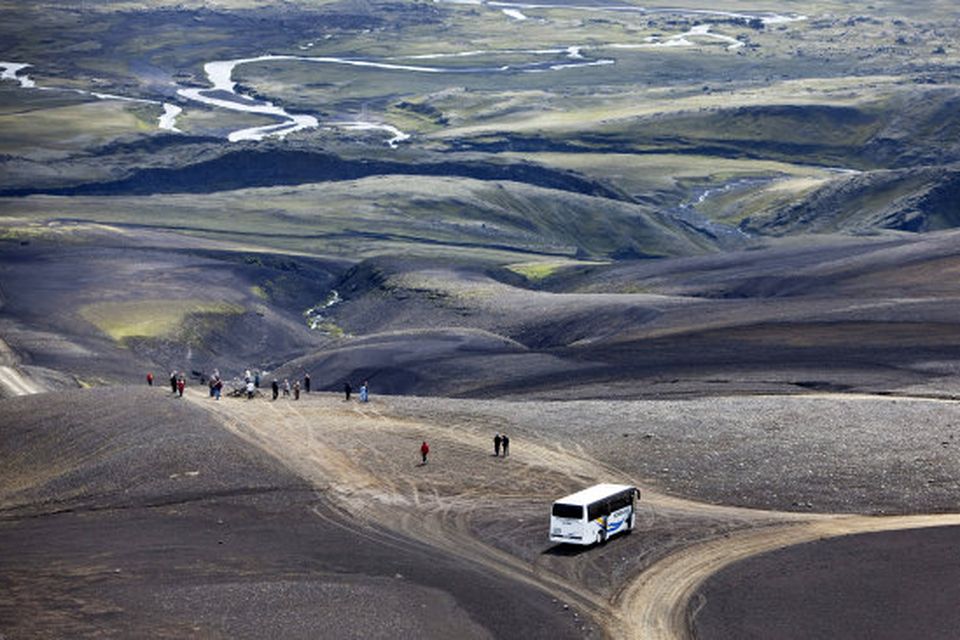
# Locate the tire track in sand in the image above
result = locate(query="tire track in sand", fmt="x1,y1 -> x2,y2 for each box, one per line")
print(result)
190,391 -> 960,640
192,392 -> 622,619
615,513 -> 960,640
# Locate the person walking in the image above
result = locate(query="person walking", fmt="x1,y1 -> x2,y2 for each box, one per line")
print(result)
170,371 -> 178,394
293,380 -> 301,400
271,379 -> 279,401
246,379 -> 255,400
304,372 -> 311,394
213,376 -> 222,400
176,375 -> 185,398
254,371 -> 261,389
146,372 -> 153,386
494,433 -> 502,457
420,441 -> 430,465
344,382 -> 352,401
360,381 -> 369,403
501,434 -> 510,457
282,379 -> 291,397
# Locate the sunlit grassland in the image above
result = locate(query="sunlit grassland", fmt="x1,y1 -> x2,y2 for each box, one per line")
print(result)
499,152 -> 833,195
0,175 -> 714,260
173,106 -> 275,136
0,95 -> 157,153
506,258 -> 610,282
695,176 -> 834,225
78,299 -> 244,342
428,75 -> 908,140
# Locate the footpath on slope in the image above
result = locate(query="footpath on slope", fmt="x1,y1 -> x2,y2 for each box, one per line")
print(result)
188,390 -> 960,640
0,338 -> 42,397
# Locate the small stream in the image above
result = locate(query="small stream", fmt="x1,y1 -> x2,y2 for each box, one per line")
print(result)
671,177 -> 773,242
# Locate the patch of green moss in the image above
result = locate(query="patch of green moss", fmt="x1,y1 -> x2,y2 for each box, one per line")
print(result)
314,321 -> 346,338
79,299 -> 244,342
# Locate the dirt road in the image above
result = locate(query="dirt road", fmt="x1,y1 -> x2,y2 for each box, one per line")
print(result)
190,391 -> 960,640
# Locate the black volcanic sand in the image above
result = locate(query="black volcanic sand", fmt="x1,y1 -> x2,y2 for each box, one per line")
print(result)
8,229 -> 960,402
292,233 -> 960,401
0,236 -> 340,387
386,394 -> 960,515
0,387 -> 585,639
692,525 -> 960,640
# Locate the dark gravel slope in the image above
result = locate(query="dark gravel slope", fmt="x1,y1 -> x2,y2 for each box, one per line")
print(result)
692,525 -> 960,640
0,387 -> 584,639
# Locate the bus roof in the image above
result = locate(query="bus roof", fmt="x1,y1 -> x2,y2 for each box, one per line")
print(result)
554,483 -> 636,506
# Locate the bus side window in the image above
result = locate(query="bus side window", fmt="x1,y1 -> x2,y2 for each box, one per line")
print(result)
587,501 -> 604,520
610,491 -> 631,512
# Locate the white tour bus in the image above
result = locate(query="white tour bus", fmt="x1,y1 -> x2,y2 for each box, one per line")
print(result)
549,483 -> 639,546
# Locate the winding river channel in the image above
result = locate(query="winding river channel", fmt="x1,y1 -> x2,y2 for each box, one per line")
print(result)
0,3 -> 806,146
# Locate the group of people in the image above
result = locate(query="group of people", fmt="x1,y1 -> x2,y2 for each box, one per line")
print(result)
149,369 -> 512,468
152,367 -> 375,404
160,371 -> 186,397
269,374 -> 311,401
342,381 -> 369,402
418,433 -> 513,466
493,432 -> 510,457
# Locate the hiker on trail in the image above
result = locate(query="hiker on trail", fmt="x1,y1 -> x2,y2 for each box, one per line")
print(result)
244,369 -> 252,384
170,371 -> 178,394
271,379 -> 279,401
502,434 -> 510,457
246,380 -> 255,400
207,369 -> 220,400
176,376 -> 185,398
254,371 -> 260,388
282,379 -> 291,397
344,382 -> 352,401
360,381 -> 369,403
304,372 -> 311,393
420,441 -> 430,465
293,380 -> 301,400
494,433 -> 502,457
146,372 -> 153,386
213,376 -> 222,400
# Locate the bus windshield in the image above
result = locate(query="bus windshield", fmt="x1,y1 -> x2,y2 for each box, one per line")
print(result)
551,503 -> 583,519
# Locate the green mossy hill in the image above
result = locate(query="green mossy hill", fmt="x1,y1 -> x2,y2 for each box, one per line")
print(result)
469,89 -> 960,172
741,165 -> 960,235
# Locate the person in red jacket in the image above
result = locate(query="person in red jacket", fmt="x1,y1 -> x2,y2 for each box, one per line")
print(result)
146,372 -> 153,386
176,376 -> 185,397
420,441 -> 430,465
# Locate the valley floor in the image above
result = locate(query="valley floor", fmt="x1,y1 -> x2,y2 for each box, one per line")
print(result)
5,385 -> 959,638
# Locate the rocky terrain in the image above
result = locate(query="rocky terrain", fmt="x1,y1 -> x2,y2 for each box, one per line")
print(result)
3,1 -> 960,638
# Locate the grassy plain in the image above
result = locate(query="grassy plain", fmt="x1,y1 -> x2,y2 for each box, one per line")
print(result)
0,171 -> 715,260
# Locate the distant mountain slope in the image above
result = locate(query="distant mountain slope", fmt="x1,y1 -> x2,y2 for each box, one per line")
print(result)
462,88 -> 960,171
741,165 -> 960,235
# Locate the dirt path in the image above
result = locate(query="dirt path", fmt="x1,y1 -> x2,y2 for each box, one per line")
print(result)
0,339 -> 42,397
615,513 -> 960,640
189,391 -> 960,640
194,391 -> 616,614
